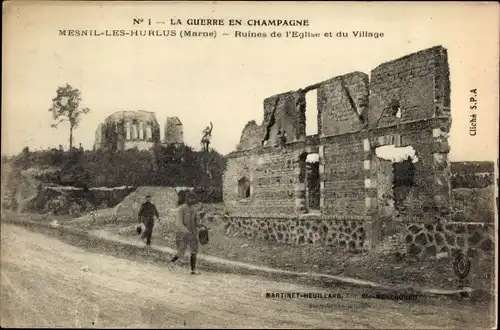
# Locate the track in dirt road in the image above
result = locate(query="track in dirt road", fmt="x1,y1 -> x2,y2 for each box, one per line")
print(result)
1,224 -> 494,329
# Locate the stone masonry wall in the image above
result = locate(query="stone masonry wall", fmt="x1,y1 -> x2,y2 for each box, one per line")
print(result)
224,216 -> 370,250
318,72 -> 369,136
237,91 -> 306,150
164,117 -> 184,145
262,91 -> 305,145
363,46 -> 453,248
321,134 -> 366,216
223,147 -> 298,217
368,46 -> 451,128
238,121 -> 265,151
365,119 -> 448,223
224,46 -> 456,252
405,222 -> 494,260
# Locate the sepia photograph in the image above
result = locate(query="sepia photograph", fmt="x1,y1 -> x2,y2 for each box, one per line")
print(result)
1,1 -> 499,329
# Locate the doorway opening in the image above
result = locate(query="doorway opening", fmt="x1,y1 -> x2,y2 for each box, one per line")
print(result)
306,153 -> 320,211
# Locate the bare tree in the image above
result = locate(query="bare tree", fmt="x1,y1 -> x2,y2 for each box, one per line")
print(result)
49,84 -> 90,149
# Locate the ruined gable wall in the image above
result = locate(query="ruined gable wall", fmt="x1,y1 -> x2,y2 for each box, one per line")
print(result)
262,91 -> 305,144
368,46 -> 450,128
238,91 -> 306,151
238,121 -> 264,150
319,72 -> 369,136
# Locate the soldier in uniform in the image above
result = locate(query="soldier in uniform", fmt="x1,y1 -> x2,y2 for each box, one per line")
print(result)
138,195 -> 160,246
169,190 -> 201,274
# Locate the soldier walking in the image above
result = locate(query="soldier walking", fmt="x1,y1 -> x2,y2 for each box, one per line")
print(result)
138,195 -> 160,246
169,190 -> 201,274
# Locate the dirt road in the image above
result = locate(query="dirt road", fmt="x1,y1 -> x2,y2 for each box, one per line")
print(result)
1,225 -> 494,329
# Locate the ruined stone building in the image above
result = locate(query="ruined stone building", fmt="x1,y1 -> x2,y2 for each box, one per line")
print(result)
94,111 -> 161,151
94,111 -> 184,151
164,117 -> 184,147
223,46 -> 493,258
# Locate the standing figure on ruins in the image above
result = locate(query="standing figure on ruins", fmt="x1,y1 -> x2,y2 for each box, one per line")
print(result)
200,122 -> 213,152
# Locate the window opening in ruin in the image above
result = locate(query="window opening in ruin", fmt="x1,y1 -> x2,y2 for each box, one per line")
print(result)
139,122 -> 144,140
131,123 -> 138,140
392,157 -> 415,212
237,177 -> 251,199
305,90 -> 319,136
126,122 -> 131,140
146,124 -> 153,140
306,153 -> 320,211
375,144 -> 418,215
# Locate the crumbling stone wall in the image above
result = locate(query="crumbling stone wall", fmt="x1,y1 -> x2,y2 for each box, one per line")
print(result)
237,121 -> 265,150
164,117 -> 184,146
368,46 -> 450,127
318,72 -> 369,136
262,91 -> 306,145
236,91 -> 306,150
224,46 -> 454,253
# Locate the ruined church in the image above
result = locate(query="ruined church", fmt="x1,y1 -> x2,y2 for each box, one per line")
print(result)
94,111 -> 184,151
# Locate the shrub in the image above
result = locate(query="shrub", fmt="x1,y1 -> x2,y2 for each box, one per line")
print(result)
450,161 -> 495,189
7,146 -> 227,203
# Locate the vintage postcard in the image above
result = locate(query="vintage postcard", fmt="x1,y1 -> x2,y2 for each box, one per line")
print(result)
1,1 -> 498,329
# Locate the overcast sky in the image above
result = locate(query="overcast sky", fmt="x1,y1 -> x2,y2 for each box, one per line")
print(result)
2,2 -> 498,161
